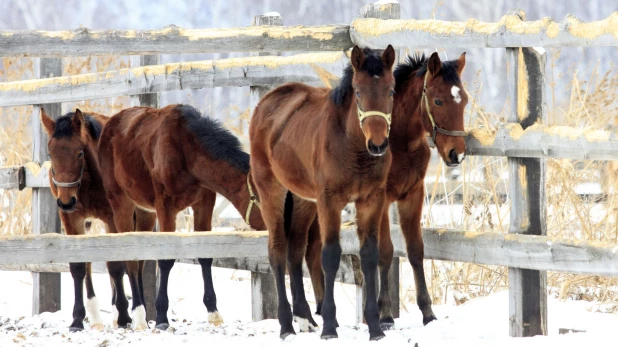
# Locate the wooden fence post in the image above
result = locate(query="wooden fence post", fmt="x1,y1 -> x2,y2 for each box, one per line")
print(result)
357,0 -> 401,325
130,55 -> 160,323
506,22 -> 548,337
31,58 -> 62,315
249,12 -> 282,322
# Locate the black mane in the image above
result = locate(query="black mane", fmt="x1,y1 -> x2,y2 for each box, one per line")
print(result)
330,47 -> 386,106
52,112 -> 102,140
179,104 -> 250,173
394,53 -> 461,90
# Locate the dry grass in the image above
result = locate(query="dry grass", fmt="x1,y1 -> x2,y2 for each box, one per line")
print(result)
2,49 -> 618,310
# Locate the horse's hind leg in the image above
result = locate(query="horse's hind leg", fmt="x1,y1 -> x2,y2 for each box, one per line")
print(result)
106,261 -> 131,328
397,184 -> 437,325
286,196 -> 318,332
251,163 -> 294,339
84,262 -> 104,330
355,192 -> 387,341
193,189 -> 224,326
134,209 -> 157,320
377,207 -> 395,330
305,218 -> 324,315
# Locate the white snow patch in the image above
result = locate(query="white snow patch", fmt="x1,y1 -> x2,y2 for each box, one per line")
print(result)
262,12 -> 281,17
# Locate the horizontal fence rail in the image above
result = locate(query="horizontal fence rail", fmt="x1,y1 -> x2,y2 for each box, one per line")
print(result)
351,12 -> 618,49
0,12 -> 616,58
0,52 -> 349,107
0,24 -> 353,57
1,227 -> 617,276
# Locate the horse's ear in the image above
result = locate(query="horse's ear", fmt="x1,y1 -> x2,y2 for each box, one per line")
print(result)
381,44 -> 396,70
73,108 -> 85,132
427,52 -> 442,76
351,45 -> 365,71
456,52 -> 466,75
40,107 -> 55,137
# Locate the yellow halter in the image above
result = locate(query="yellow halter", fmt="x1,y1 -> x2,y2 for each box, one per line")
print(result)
421,72 -> 467,143
357,109 -> 392,135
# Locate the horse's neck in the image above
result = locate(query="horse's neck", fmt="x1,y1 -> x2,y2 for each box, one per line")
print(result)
82,140 -> 102,187
342,102 -> 366,147
392,77 -> 429,149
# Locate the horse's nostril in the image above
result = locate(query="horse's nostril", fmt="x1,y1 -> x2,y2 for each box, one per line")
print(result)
449,149 -> 458,163
368,138 -> 389,155
56,198 -> 62,208
57,197 -> 77,210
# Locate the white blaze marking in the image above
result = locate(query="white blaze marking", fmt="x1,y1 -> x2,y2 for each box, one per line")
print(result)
451,86 -> 461,104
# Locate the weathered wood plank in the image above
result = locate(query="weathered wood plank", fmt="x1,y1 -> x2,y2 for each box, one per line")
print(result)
350,12 -> 618,49
0,25 -> 352,57
2,229 -> 618,276
31,60 -> 62,316
506,45 -> 547,338
0,52 -> 349,107
0,165 -> 20,189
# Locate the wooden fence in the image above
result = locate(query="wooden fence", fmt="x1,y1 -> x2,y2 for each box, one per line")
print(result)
1,0 -> 618,337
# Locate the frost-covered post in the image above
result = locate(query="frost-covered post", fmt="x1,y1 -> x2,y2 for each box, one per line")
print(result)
506,11 -> 548,337
356,0 -> 401,325
130,55 -> 160,323
249,12 -> 282,322
31,58 -> 63,315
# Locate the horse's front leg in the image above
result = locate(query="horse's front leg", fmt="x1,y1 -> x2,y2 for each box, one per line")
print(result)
355,191 -> 387,341
193,189 -> 224,326
397,182 -> 437,325
317,194 -> 346,340
377,206 -> 395,330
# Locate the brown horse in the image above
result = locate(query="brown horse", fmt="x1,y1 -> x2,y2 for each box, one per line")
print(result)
40,108 -> 156,331
97,104 -> 277,330
249,45 -> 396,341
306,52 -> 468,329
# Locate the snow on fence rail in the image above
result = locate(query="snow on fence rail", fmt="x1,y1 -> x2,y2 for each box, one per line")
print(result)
1,0 -> 617,339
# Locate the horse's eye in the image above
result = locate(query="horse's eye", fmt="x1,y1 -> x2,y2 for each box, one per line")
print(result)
434,99 -> 443,106
389,90 -> 395,97
355,91 -> 361,98
78,151 -> 84,159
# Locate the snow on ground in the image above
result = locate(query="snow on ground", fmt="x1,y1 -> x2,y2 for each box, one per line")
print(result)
1,264 -> 617,346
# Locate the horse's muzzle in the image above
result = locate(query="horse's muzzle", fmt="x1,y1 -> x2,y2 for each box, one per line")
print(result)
57,197 -> 77,213
367,137 -> 389,156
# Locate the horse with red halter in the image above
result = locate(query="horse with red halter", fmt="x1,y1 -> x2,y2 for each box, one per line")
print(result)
40,108 -> 156,331
306,52 -> 468,329
249,45 -> 396,341
97,104 -> 281,330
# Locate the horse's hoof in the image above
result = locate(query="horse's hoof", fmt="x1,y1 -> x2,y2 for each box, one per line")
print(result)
370,332 -> 386,341
90,323 -> 105,331
208,311 -> 224,326
280,331 -> 296,341
321,334 -> 338,340
155,323 -> 170,331
132,322 -> 148,331
380,322 -> 395,331
423,314 -> 437,326
69,326 -> 84,332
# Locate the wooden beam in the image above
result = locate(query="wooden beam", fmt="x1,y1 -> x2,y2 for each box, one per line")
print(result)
506,44 -> 548,337
0,165 -> 20,189
0,25 -> 352,57
350,12 -> 618,49
2,229 -> 618,277
0,52 -> 349,107
31,61 -> 62,316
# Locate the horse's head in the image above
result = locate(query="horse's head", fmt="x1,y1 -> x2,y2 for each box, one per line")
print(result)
41,108 -> 93,213
421,52 -> 467,167
351,45 -> 396,156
